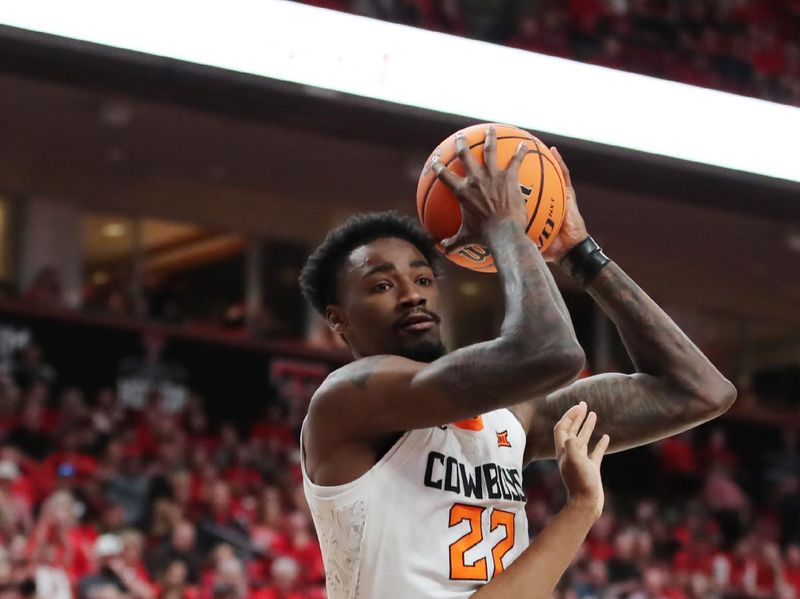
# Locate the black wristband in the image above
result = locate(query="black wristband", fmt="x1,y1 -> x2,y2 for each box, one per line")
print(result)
560,236 -> 611,286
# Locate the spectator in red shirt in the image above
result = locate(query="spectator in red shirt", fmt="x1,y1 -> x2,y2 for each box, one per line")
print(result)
635,564 -> 687,599
586,512 -> 616,561
783,544 -> 800,596
79,532 -> 156,599
701,428 -> 739,473
250,405 -> 294,456
200,547 -> 248,599
222,445 -> 263,500
658,432 -> 701,498
30,490 -> 95,582
184,398 -> 217,453
276,512 -> 323,587
41,426 -> 99,496
703,463 -> 748,549
673,530 -> 720,581
251,557 -> 305,599
120,529 -> 154,586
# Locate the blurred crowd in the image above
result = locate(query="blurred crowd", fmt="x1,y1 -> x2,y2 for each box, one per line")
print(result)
299,0 -> 800,106
1,337 -> 799,598
0,341 -> 323,599
530,426 -> 800,598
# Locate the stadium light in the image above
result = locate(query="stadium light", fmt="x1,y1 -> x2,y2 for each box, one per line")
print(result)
1,0 -> 799,183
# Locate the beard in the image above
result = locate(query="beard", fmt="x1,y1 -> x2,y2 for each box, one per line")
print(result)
396,338 -> 447,363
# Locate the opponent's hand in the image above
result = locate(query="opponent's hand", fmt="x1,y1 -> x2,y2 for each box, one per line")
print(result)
554,401 -> 609,519
541,147 -> 589,264
432,125 -> 529,252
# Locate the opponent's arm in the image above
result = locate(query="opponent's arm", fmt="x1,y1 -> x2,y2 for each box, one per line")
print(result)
308,128 -> 584,440
521,150 -> 736,462
473,404 -> 609,599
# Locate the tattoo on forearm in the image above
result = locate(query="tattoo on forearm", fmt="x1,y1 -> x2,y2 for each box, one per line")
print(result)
525,262 -> 734,462
587,262 -> 727,397
532,374 -> 685,459
434,221 -> 581,409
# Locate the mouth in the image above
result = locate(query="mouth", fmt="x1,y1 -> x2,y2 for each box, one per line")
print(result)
395,311 -> 440,333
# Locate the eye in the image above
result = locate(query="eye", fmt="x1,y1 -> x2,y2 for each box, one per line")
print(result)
416,276 -> 433,287
371,282 -> 392,293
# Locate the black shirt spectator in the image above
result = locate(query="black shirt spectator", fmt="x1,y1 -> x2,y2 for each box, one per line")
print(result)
146,520 -> 203,584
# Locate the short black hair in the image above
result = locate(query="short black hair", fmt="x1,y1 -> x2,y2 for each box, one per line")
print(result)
299,211 -> 440,315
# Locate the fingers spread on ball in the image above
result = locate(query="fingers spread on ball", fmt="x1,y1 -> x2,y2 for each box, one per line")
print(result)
550,146 -> 572,188
507,141 -> 529,175
455,131 -> 480,175
432,157 -> 462,191
483,125 -> 498,171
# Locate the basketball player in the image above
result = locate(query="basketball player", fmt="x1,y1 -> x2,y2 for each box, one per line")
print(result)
299,125 -> 736,598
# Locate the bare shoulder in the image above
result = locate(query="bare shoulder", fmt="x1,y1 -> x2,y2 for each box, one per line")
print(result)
316,355 -> 394,396
312,355 -> 412,406
306,354 -> 421,433
304,355 -> 420,485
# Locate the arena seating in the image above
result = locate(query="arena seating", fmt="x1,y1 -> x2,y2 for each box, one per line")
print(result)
298,0 -> 800,107
0,334 -> 798,598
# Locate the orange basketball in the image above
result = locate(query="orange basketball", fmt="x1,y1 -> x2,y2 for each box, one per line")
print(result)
416,123 -> 566,272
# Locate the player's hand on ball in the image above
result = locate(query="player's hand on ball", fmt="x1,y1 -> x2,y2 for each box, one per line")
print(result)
554,401 -> 609,519
541,147 -> 589,264
432,125 -> 529,252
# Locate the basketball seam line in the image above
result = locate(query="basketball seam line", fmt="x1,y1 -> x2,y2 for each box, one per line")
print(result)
525,149 -> 546,235
467,146 -> 561,264
535,151 -> 567,229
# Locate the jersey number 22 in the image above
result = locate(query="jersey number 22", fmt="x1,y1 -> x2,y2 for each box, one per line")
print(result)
448,503 -> 515,581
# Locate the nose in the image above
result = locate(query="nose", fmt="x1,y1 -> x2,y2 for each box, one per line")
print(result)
397,279 -> 426,309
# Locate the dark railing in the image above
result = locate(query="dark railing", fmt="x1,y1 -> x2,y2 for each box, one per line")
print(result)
0,300 -> 349,424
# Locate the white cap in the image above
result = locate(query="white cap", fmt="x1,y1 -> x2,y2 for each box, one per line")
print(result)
94,534 -> 124,557
0,460 -> 19,480
271,556 -> 300,578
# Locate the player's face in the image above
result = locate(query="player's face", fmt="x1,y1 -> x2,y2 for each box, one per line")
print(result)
328,237 -> 445,362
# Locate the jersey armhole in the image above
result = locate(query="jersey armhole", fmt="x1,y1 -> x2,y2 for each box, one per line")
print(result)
300,418 -> 428,498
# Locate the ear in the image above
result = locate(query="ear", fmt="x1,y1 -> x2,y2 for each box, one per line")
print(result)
325,306 -> 348,334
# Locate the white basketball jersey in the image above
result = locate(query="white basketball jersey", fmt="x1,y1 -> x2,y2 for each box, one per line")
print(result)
301,409 -> 529,599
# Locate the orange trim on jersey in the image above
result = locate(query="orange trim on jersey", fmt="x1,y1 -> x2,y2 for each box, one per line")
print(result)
453,416 -> 484,431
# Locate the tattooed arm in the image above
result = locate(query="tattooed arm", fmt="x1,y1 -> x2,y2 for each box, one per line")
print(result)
305,128 -> 584,485
516,149 -> 736,463
520,262 -> 737,462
